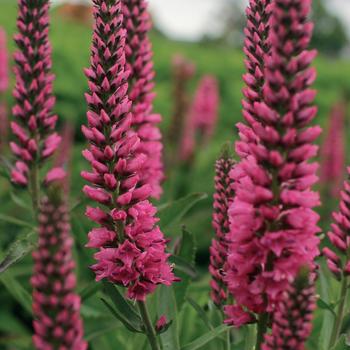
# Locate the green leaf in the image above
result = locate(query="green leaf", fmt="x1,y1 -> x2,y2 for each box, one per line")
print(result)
331,335 -> 350,350
170,255 -> 197,278
341,313 -> 350,334
181,324 -> 228,350
10,191 -> 31,210
85,323 -> 122,342
79,282 -> 101,302
317,298 -> 336,317
100,298 -> 143,333
0,213 -> 35,229
0,272 -> 32,314
173,227 -> 197,310
0,231 -> 37,274
186,297 -> 213,331
319,265 -> 335,350
102,281 -> 143,331
157,285 -> 180,350
158,193 -> 207,230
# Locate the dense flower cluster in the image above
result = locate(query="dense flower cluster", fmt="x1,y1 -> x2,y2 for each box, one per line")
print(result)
320,102 -> 346,197
122,0 -> 164,199
32,193 -> 86,350
0,27 -> 8,93
262,271 -> 316,350
82,0 -> 176,301
209,150 -> 235,306
11,0 -> 61,186
226,0 -> 321,325
323,167 -> 350,278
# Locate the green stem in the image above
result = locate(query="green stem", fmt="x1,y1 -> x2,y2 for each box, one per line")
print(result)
329,275 -> 349,348
255,313 -> 268,350
138,301 -> 161,350
29,163 -> 40,220
226,328 -> 231,350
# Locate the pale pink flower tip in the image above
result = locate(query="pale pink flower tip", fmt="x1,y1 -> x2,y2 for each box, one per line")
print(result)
82,0 -> 176,301
32,194 -> 87,350
45,167 -> 67,185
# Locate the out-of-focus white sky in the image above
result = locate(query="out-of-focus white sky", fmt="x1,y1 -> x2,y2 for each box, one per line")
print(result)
53,0 -> 350,41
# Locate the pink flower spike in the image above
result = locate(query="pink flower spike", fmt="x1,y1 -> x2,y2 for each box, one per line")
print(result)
32,192 -> 87,350
225,0 -> 321,324
11,0 -> 60,187
122,0 -> 164,199
82,0 -> 176,301
209,146 -> 235,307
320,102 -> 346,197
262,270 -> 316,350
0,27 -> 9,93
324,167 -> 350,279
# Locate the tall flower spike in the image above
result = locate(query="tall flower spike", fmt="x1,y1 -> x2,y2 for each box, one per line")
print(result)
226,0 -> 321,325
122,0 -> 164,199
323,166 -> 350,279
0,27 -> 9,151
31,190 -> 87,350
262,269 -> 316,350
11,0 -> 61,188
209,146 -> 235,307
180,75 -> 219,162
168,54 -> 196,162
82,0 -> 176,301
0,27 -> 9,93
192,75 -> 219,143
320,102 -> 346,197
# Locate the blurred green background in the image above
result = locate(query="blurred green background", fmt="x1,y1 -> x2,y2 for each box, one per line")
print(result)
0,0 -> 350,348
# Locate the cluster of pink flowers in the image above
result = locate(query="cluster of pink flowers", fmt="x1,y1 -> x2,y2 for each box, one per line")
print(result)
11,0 -> 61,186
209,149 -> 235,306
262,271 -> 316,350
323,167 -> 350,278
320,102 -> 346,197
82,0 -> 176,301
122,0 -> 164,199
32,193 -> 87,350
225,0 -> 321,326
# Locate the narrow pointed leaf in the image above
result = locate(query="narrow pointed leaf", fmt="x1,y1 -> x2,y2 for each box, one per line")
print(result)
158,193 -> 207,230
102,281 -> 142,330
100,298 -> 143,333
181,324 -> 228,350
0,231 -> 37,274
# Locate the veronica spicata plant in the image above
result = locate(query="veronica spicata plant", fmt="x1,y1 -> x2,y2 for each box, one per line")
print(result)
81,1 -> 176,348
226,2 -> 321,349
